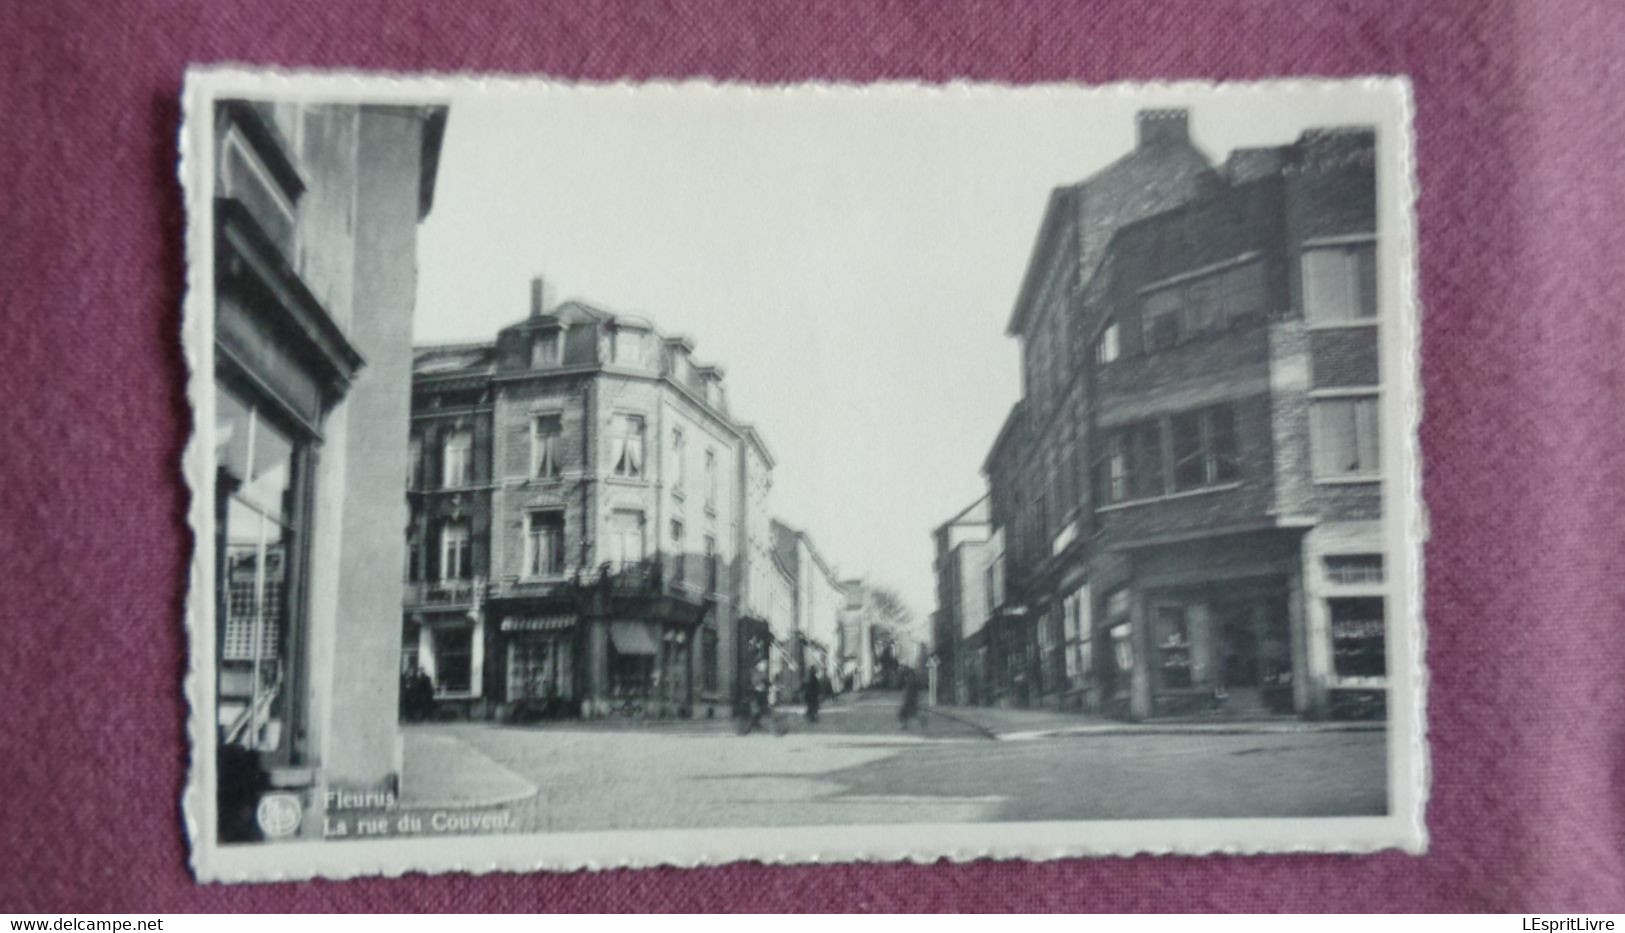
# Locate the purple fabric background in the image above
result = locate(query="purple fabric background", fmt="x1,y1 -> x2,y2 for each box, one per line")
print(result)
3,0 -> 1623,912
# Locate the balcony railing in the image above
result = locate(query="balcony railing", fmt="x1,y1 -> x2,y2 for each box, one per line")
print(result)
403,577 -> 484,609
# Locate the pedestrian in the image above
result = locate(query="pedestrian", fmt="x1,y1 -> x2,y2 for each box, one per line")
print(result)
739,660 -> 772,735
898,668 -> 922,729
803,665 -> 822,723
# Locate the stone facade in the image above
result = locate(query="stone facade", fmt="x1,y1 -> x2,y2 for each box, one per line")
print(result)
973,110 -> 1389,721
404,282 -> 785,722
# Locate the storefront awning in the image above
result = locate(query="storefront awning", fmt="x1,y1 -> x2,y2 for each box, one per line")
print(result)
608,621 -> 658,656
502,614 -> 575,634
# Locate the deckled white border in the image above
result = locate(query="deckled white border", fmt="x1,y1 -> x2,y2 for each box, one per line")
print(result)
180,69 -> 1428,883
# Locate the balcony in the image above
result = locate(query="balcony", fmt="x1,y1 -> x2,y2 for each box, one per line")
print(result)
403,578 -> 484,610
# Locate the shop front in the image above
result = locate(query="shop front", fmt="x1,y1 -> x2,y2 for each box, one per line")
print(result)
1142,579 -> 1295,718
598,617 -> 696,718
499,612 -> 577,721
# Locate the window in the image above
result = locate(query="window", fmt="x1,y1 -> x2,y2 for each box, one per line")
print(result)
1094,320 -> 1120,365
220,128 -> 297,261
532,329 -> 562,368
440,522 -> 471,581
1154,604 -> 1193,689
406,542 -> 420,582
608,510 -> 645,567
1312,396 -> 1380,477
670,519 -> 686,586
1330,596 -> 1386,679
704,449 -> 717,509
526,511 -> 565,578
1096,421 -> 1164,505
1326,554 -> 1385,585
701,625 -> 719,693
1303,242 -> 1377,324
1171,404 -> 1241,491
610,414 -> 645,478
442,430 -> 473,488
613,329 -> 642,366
215,385 -> 303,756
1062,588 -> 1089,681
434,626 -> 473,694
531,415 -> 561,480
704,534 -> 718,593
407,435 -> 421,489
670,428 -> 685,495
1141,260 -> 1268,352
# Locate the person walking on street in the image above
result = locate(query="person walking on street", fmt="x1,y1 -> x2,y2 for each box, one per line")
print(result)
898,668 -> 924,730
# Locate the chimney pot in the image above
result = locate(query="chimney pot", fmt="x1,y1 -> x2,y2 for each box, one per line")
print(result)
1136,109 -> 1190,149
530,276 -> 546,318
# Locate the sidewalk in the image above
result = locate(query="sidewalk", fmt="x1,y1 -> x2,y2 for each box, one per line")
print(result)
926,703 -> 1384,740
400,727 -> 539,809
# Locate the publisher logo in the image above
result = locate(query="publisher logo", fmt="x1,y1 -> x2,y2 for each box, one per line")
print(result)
256,792 -> 303,839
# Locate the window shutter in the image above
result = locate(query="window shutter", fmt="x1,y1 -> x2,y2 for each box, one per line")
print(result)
508,423 -> 530,478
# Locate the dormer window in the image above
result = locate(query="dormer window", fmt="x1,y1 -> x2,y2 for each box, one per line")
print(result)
532,328 -> 563,368
613,329 -> 644,367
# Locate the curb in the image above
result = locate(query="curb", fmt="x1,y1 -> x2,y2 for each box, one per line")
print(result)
926,707 -> 1386,741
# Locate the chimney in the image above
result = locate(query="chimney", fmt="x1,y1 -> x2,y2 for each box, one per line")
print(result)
529,275 -> 548,318
1136,108 -> 1189,148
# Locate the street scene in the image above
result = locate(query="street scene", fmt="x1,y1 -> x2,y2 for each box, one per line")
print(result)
189,74 -> 1419,876
394,692 -> 1385,833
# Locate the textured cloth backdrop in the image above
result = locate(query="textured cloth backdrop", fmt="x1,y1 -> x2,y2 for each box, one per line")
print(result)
2,0 -> 1623,912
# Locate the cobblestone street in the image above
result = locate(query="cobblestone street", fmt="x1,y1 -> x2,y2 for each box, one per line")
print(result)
404,693 -> 1387,833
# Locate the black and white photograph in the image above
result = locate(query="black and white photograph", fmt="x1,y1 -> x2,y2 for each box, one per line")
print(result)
182,72 -> 1424,881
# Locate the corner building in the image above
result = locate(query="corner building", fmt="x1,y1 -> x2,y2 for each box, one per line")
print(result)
983,110 -> 1389,721
404,281 -> 773,720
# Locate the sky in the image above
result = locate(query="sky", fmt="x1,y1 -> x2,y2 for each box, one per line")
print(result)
413,81 -> 1393,624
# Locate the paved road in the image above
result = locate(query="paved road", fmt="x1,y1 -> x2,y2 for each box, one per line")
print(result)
408,693 -> 1387,832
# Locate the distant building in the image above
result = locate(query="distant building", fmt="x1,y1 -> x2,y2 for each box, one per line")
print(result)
402,280 -> 779,720
211,99 -> 446,840
771,520 -> 846,693
928,495 -> 992,704
976,109 -> 1388,721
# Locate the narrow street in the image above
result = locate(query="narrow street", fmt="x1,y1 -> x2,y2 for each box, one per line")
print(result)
404,692 -> 1387,833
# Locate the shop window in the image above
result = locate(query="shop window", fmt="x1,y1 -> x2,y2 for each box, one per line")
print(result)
1171,404 -> 1241,491
611,414 -> 646,478
1094,319 -> 1120,365
1312,396 -> 1380,477
434,627 -> 473,694
1110,622 -> 1135,687
1325,554 -> 1384,585
702,626 -> 720,693
215,385 -> 303,758
440,521 -> 472,581
507,636 -> 572,702
1330,597 -> 1386,679
1155,604 -> 1194,689
531,415 -> 562,480
1303,242 -> 1377,324
526,510 -> 565,578
441,429 -> 473,488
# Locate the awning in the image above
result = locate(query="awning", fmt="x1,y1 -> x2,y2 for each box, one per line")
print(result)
501,614 -> 575,634
608,621 -> 659,656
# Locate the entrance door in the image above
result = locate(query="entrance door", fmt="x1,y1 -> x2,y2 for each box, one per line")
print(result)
1214,592 -> 1291,714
